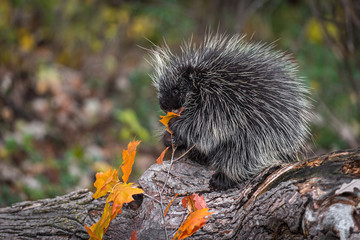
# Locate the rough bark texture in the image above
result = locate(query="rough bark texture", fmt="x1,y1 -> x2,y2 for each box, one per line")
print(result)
0,148 -> 360,239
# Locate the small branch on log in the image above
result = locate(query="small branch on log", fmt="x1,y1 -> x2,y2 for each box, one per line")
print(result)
0,148 -> 360,239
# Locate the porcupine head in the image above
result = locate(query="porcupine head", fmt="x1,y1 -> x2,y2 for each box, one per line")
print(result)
149,34 -> 312,190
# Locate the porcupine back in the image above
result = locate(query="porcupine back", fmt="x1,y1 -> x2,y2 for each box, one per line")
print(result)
150,34 -> 312,188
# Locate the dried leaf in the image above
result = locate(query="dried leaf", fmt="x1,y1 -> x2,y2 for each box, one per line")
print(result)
121,139 -> 141,183
192,194 -> 207,210
85,203 -> 112,240
156,147 -> 169,164
164,193 -> 179,217
130,230 -> 137,240
159,111 -> 181,134
93,169 -> 119,199
173,208 -> 214,240
182,196 -> 194,212
181,193 -> 206,212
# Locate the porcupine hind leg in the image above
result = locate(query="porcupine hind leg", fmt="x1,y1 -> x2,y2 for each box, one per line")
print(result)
208,144 -> 240,190
209,139 -> 257,190
209,170 -> 238,190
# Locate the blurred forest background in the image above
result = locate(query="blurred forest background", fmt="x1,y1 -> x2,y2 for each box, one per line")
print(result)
0,0 -> 359,207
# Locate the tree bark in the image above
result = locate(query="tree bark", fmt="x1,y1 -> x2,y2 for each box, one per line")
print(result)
0,148 -> 360,239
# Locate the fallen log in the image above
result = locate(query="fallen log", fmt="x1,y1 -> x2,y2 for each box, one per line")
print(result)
0,148 -> 359,239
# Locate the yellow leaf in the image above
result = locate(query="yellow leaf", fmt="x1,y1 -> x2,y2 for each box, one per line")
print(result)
127,15 -> 155,39
20,32 -> 34,52
159,111 -> 182,134
120,140 -> 141,183
306,18 -> 339,45
93,169 -> 119,199
107,183 -> 143,204
107,182 -> 144,218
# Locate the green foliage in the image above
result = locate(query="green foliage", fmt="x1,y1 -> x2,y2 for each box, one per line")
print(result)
115,109 -> 150,141
0,185 -> 22,206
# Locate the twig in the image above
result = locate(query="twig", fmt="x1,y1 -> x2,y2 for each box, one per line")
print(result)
156,183 -> 169,240
142,193 -> 161,204
161,143 -> 177,194
173,144 -> 196,162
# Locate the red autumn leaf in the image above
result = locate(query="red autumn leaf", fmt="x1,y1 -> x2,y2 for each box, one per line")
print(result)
120,140 -> 141,183
164,193 -> 179,217
85,202 -> 112,240
130,230 -> 137,240
173,208 -> 214,240
181,193 -> 207,212
93,169 -> 119,199
192,194 -> 207,210
159,111 -> 181,134
156,147 -> 169,164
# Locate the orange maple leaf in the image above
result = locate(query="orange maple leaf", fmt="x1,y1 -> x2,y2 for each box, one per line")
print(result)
159,111 -> 181,134
93,169 -> 119,199
107,182 -> 144,218
86,139 -> 143,240
173,208 -> 214,240
156,147 -> 169,164
181,193 -> 207,212
85,202 -> 112,240
120,139 -> 141,183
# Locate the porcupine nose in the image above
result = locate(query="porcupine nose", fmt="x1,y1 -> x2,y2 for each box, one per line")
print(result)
159,99 -> 182,114
159,99 -> 170,112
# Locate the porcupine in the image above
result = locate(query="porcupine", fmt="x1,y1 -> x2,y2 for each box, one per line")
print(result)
149,33 -> 312,190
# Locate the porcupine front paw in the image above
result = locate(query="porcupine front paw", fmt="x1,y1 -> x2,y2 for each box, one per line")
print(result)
162,130 -> 184,148
210,171 -> 238,190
